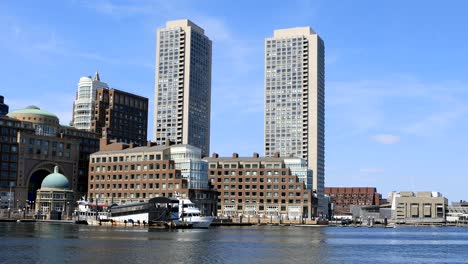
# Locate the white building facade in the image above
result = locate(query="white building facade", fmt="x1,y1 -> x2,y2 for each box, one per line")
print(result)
167,145 -> 208,190
72,72 -> 109,130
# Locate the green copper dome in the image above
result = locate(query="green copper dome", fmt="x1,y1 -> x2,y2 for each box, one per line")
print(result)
41,166 -> 70,189
8,105 -> 58,119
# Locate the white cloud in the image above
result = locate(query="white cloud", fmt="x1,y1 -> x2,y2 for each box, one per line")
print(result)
359,168 -> 384,174
370,134 -> 400,144
328,76 -> 468,139
403,107 -> 468,137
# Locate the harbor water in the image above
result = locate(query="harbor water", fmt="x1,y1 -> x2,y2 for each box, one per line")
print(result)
1,223 -> 468,263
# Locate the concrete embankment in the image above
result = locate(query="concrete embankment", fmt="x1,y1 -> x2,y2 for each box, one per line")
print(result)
212,217 -> 328,226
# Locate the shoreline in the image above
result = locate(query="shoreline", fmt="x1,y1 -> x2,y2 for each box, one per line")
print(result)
2,219 -> 468,228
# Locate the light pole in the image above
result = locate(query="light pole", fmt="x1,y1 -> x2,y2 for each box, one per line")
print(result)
67,202 -> 70,220
26,200 -> 30,219
8,184 -> 11,211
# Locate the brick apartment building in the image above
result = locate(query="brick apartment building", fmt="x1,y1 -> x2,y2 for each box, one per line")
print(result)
325,187 -> 382,215
87,140 -> 218,215
205,153 -> 317,218
92,88 -> 148,146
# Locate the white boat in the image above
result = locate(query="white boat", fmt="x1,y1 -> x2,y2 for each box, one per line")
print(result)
73,200 -> 110,225
108,202 -> 150,223
177,198 -> 214,228
109,197 -> 213,228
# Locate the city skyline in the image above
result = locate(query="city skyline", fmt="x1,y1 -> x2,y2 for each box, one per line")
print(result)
1,1 -> 468,202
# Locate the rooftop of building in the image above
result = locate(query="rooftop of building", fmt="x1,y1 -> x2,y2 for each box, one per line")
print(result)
95,87 -> 149,101
41,166 -> 70,189
93,140 -> 199,156
325,187 -> 378,194
8,105 -> 58,119
397,191 -> 443,198
165,19 -> 205,34
272,27 -> 316,38
203,152 -> 304,163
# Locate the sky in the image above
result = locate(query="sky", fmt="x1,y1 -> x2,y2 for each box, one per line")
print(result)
1,0 -> 468,202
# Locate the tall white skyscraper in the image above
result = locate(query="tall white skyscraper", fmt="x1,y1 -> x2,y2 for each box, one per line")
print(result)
154,19 -> 212,157
264,27 -> 325,210
72,72 -> 108,130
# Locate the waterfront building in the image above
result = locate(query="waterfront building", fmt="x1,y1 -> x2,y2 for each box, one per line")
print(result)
35,166 -> 74,220
72,72 -> 149,146
2,106 -> 99,208
154,19 -> 212,157
204,153 -> 317,218
0,95 -> 8,116
167,144 -> 209,189
350,205 -> 392,224
92,88 -> 148,146
72,72 -> 109,130
264,27 -> 325,211
325,187 -> 382,216
88,139 -> 217,216
390,191 -> 447,223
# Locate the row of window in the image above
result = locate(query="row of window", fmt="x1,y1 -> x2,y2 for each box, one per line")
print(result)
209,170 -> 288,177
223,191 -> 307,197
217,185 -> 303,191
91,163 -> 172,172
90,182 -> 180,190
90,173 -> 177,181
214,177 -> 296,183
90,191 -> 179,199
222,199 -> 308,206
91,154 -> 163,163
208,163 -> 285,169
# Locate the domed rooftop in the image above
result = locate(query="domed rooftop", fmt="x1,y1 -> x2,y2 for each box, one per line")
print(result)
8,105 -> 58,119
79,76 -> 92,82
41,166 -> 70,189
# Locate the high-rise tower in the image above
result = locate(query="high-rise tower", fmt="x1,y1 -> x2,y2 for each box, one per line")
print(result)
154,19 -> 212,157
264,27 -> 325,209
72,72 -> 149,145
72,72 -> 109,130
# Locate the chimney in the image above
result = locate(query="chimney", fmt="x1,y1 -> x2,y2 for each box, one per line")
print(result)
232,153 -> 239,158
253,152 -> 259,158
99,138 -> 110,150
147,141 -> 157,147
165,139 -> 172,146
212,153 -> 219,158
274,152 -> 280,158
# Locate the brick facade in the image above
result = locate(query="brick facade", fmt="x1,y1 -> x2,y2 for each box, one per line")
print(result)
205,153 -> 317,218
325,187 -> 382,215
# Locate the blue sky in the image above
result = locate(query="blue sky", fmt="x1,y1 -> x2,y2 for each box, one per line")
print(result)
1,0 -> 468,202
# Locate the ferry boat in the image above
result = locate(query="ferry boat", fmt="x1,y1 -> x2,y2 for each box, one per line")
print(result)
72,200 -> 110,225
108,197 -> 213,228
108,202 -> 150,223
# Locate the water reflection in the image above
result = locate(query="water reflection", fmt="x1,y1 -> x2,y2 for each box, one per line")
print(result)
1,223 -> 468,263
